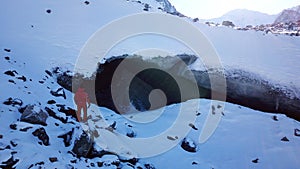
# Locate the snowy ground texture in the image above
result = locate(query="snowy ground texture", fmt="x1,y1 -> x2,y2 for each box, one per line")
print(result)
1,0 -> 300,169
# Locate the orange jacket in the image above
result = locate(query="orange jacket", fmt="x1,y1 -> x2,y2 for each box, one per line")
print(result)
74,88 -> 90,106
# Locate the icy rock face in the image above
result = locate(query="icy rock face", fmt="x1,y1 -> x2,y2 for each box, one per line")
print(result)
20,105 -> 48,126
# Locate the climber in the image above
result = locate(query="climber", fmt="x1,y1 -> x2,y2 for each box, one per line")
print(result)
74,87 -> 91,122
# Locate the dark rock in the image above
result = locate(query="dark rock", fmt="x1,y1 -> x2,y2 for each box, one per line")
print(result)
0,145 -> 11,151
10,140 -> 17,147
181,138 -> 197,153
72,132 -> 93,157
47,100 -> 56,104
4,70 -> 17,76
193,18 -> 199,22
46,9 -> 51,13
4,48 -> 11,52
38,80 -> 44,84
58,128 -> 74,147
45,70 -> 52,77
189,123 -> 198,130
9,124 -> 17,130
222,20 -> 235,27
126,130 -> 136,138
252,158 -> 259,163
84,1 -> 90,5
45,107 -> 67,124
0,155 -> 19,169
0,134 -> 3,139
56,104 -> 76,119
192,161 -> 198,165
273,115 -> 278,121
20,105 -> 48,126
18,105 -> 28,113
50,88 -> 66,99
281,136 -> 289,142
3,97 -> 23,107
8,79 -> 16,84
32,128 -> 50,146
19,126 -> 33,132
294,129 -> 300,137
4,56 -> 10,60
49,157 -> 58,163
144,163 -> 156,169
28,161 -> 45,169
17,76 -> 26,82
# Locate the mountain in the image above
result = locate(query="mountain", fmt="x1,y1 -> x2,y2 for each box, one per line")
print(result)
274,5 -> 300,23
207,9 -> 277,27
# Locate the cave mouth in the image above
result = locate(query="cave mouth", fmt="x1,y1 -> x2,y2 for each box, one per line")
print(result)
58,54 -> 300,121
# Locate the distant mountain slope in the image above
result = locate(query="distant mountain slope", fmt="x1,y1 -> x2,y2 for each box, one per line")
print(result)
207,9 -> 277,27
274,5 -> 300,23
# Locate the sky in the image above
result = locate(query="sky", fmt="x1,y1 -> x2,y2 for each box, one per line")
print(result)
168,0 -> 300,19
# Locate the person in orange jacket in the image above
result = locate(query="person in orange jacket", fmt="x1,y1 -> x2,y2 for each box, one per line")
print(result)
74,87 -> 91,122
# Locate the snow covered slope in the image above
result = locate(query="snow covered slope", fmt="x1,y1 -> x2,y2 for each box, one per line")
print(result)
1,0 -> 300,169
274,5 -> 300,23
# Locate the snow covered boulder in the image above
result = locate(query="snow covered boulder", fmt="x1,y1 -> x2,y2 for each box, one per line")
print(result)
181,138 -> 197,153
20,105 -> 48,126
72,132 -> 93,157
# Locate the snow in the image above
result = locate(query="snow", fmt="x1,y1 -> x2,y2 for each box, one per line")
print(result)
1,0 -> 300,168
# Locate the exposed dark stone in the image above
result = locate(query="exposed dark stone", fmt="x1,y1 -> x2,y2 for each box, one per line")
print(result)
32,128 -> 50,146
10,140 -> 17,147
28,161 -> 45,169
126,130 -> 136,138
294,129 -> 300,137
4,48 -> 11,52
252,158 -> 259,163
58,128 -> 74,147
181,138 -> 197,153
38,80 -> 44,84
17,76 -> 26,82
50,88 -> 66,99
84,1 -> 90,5
45,70 -> 52,77
19,126 -> 33,132
72,132 -> 93,157
144,163 -> 156,169
281,136 -> 289,142
192,161 -> 198,165
47,100 -> 56,104
273,115 -> 278,121
4,70 -> 17,77
4,56 -> 10,60
0,134 -> 3,139
18,105 -> 28,113
3,98 -> 23,107
188,123 -> 198,130
0,155 -> 19,169
9,124 -> 17,130
8,79 -> 16,84
20,105 -> 48,126
49,157 -> 58,163
46,9 -> 51,13
56,104 -> 76,120
45,107 -> 67,124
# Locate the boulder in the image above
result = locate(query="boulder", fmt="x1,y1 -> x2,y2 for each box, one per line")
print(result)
21,105 -> 48,126
72,132 -> 93,157
181,138 -> 197,153
32,128 -> 50,146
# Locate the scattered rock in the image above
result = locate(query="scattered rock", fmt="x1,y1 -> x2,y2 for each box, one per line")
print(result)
49,157 -> 58,163
4,48 -> 11,53
56,104 -> 76,119
45,70 -> 52,77
8,79 -> 16,84
9,123 -> 17,130
181,138 -> 197,153
0,155 -> 19,169
58,128 -> 74,147
38,80 -> 44,84
0,134 -> 3,139
144,163 -> 155,169
4,70 -> 17,76
273,115 -> 278,121
17,76 -> 27,82
294,129 -> 300,137
72,132 -> 93,157
252,158 -> 259,163
167,136 -> 178,141
281,136 -> 289,142
192,161 -> 198,165
50,88 -> 66,99
84,1 -> 90,5
189,123 -> 198,130
20,105 -> 48,126
47,100 -> 56,104
28,161 -> 45,169
32,127 -> 50,146
46,9 -> 52,13
3,97 -> 23,107
19,126 -> 33,132
196,111 -> 201,116
126,130 -> 136,138
10,140 -> 17,147
217,105 -> 222,109
4,56 -> 10,60
45,107 -> 67,124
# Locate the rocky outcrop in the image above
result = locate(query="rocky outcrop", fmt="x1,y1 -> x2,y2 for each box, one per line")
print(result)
21,105 -> 48,126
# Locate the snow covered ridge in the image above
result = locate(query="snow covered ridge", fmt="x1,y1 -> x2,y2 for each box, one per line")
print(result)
55,54 -> 300,121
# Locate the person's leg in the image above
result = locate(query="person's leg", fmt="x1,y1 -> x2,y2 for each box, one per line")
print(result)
77,106 -> 82,122
83,105 -> 87,122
